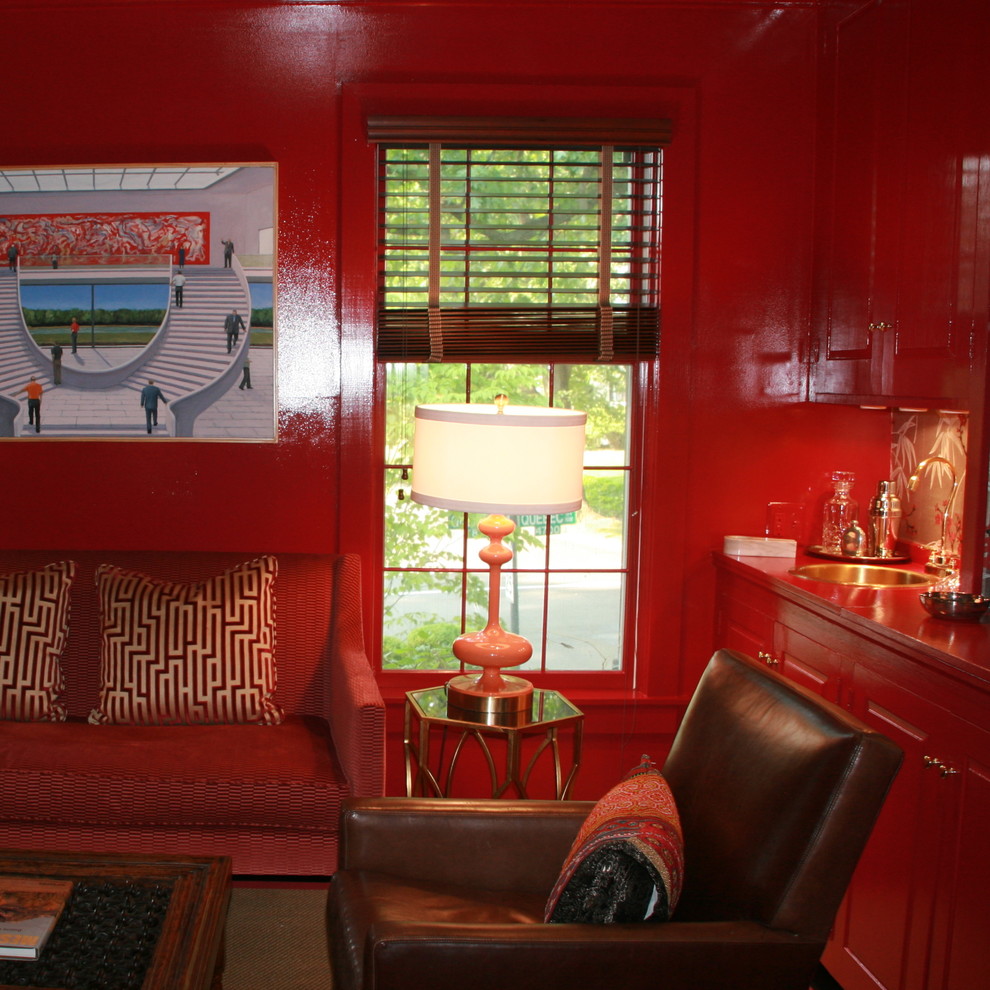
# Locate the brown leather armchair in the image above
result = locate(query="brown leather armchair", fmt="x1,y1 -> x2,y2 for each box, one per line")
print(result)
328,649 -> 901,990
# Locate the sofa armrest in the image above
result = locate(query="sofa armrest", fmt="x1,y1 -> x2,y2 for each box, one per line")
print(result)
362,920 -> 821,990
339,797 -> 592,892
327,555 -> 385,797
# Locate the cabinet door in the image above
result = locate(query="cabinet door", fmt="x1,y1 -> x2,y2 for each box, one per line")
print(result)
883,0 -> 976,403
715,571 -> 844,700
772,622 -> 843,703
815,0 -> 979,406
924,720 -> 990,990
824,667 -> 943,990
714,571 -> 775,659
815,0 -> 907,401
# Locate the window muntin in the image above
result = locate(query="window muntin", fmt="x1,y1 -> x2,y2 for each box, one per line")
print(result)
383,362 -> 631,674
381,147 -> 658,308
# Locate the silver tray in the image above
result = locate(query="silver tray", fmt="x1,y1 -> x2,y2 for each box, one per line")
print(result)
805,545 -> 911,565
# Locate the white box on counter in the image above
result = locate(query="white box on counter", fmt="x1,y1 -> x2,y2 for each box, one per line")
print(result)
723,535 -> 798,558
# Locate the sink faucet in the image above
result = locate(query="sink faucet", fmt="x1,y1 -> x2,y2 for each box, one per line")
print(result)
908,456 -> 959,574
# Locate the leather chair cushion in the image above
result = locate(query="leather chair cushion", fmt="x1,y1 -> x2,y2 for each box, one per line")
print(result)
545,756 -> 684,924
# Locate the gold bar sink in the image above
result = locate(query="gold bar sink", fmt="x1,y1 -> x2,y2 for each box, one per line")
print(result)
789,563 -> 934,588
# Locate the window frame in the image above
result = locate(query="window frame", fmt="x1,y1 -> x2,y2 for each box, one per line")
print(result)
375,131 -> 661,692
337,82 -> 697,703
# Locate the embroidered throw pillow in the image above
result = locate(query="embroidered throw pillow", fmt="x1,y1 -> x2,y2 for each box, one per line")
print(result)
0,561 -> 76,722
545,755 -> 684,924
89,556 -> 283,726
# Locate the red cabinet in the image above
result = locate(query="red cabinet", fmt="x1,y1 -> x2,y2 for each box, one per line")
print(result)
715,565 -> 776,658
773,619 -> 844,704
812,0 -> 983,407
921,710 -> 990,990
814,0 -> 904,401
837,667 -> 950,990
715,556 -> 990,990
839,663 -> 990,990
715,564 -> 845,703
883,0 -> 981,404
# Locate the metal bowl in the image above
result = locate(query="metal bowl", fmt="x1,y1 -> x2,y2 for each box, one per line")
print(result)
919,591 -> 990,621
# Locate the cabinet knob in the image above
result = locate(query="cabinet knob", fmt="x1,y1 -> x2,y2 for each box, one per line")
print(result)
868,321 -> 894,332
758,651 -> 779,667
940,765 -> 959,778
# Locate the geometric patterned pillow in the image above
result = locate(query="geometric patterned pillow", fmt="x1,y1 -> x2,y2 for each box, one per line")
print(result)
0,561 -> 76,722
88,555 -> 283,726
545,755 -> 684,924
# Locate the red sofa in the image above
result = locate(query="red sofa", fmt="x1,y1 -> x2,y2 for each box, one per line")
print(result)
0,550 -> 385,876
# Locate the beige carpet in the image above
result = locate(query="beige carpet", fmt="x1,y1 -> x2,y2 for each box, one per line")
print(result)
224,885 -> 332,989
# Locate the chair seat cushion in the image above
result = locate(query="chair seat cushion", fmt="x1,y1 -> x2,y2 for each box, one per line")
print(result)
545,755 -> 684,924
0,715 -> 344,831
340,871 -> 548,927
329,869 -> 549,990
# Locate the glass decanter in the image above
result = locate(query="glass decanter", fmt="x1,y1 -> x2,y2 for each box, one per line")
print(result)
822,471 -> 858,555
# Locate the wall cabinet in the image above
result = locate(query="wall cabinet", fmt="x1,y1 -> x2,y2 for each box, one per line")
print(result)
813,0 -> 904,402
812,0 -> 982,407
715,558 -> 990,990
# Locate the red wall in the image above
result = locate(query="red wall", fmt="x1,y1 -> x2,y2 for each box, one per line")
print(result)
2,0 -> 892,797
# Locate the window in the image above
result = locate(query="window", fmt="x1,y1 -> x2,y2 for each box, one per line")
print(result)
373,120 -> 665,684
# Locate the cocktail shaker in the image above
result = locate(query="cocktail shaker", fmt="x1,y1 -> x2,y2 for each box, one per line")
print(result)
868,480 -> 902,559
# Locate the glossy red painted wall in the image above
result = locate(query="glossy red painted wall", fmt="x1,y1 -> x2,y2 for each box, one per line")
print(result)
2,1 -> 893,797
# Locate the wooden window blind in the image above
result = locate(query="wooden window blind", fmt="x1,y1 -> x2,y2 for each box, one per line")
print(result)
371,117 -> 668,363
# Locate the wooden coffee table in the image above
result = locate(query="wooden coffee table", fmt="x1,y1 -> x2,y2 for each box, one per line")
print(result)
0,848 -> 231,990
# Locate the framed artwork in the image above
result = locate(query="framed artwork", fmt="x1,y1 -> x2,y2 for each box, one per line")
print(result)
0,163 -> 276,441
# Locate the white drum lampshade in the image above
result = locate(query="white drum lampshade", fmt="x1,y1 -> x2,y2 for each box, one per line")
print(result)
411,400 -> 587,720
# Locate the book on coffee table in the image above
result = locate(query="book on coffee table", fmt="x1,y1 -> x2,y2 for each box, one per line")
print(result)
0,876 -> 73,960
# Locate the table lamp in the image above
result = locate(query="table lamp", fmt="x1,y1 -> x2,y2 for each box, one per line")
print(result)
411,396 -> 587,722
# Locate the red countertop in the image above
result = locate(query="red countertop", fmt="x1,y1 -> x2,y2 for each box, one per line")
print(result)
715,550 -> 990,690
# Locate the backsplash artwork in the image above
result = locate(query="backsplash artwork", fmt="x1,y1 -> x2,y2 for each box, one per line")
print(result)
892,411 -> 966,557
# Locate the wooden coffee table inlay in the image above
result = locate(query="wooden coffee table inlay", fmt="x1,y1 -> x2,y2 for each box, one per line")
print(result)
0,849 -> 231,990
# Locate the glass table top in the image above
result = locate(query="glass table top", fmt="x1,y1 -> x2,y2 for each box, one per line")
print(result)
408,685 -> 582,729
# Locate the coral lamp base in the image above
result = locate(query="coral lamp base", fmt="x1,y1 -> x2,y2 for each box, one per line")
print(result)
442,512 -> 536,724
